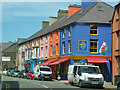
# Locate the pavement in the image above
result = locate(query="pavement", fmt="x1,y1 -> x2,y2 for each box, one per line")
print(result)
53,79 -> 117,89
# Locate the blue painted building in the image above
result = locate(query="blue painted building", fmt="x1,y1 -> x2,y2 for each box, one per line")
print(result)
59,1 -> 114,81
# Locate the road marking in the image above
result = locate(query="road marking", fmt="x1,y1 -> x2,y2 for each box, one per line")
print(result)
42,85 -> 48,88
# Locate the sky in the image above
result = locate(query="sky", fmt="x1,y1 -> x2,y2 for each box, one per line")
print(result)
1,0 -> 119,43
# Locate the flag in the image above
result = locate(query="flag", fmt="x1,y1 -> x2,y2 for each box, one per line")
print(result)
99,42 -> 109,55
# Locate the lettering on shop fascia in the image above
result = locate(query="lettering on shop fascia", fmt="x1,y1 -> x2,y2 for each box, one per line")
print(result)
71,55 -> 86,59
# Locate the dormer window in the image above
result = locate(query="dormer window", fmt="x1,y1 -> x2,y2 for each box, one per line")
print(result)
97,6 -> 103,11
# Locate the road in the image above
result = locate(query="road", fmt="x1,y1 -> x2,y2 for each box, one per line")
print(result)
2,75 -> 116,90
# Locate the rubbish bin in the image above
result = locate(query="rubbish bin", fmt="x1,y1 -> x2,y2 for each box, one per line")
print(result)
114,75 -> 120,86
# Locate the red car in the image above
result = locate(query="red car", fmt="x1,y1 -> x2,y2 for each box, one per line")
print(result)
27,71 -> 34,79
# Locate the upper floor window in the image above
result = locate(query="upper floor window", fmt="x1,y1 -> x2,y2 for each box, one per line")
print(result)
41,47 -> 43,58
46,46 -> 48,57
46,35 -> 48,43
90,39 -> 98,54
32,40 -> 34,47
117,31 -> 120,50
62,42 -> 65,55
117,8 -> 119,19
51,33 -> 53,41
56,31 -> 59,39
68,40 -> 71,54
63,29 -> 65,38
97,6 -> 103,11
68,26 -> 71,37
51,45 -> 53,56
56,43 -> 58,55
41,37 -> 43,44
90,24 -> 98,35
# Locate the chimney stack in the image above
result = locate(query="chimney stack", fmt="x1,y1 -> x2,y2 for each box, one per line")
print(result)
42,21 -> 49,29
68,4 -> 81,17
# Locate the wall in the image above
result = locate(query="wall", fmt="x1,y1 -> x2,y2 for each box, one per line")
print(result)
49,30 -> 60,59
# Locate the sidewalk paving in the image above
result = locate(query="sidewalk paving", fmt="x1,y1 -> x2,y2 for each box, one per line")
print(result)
53,79 -> 117,89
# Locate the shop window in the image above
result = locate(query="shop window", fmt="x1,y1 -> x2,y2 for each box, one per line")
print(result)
63,29 -> 65,38
68,26 -> 71,37
62,42 -> 65,55
74,60 -> 80,63
90,24 -> 98,35
56,31 -> 59,39
68,40 -> 71,54
90,39 -> 98,54
56,43 -> 58,55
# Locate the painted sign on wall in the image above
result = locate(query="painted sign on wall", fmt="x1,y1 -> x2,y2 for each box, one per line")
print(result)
78,40 -> 88,51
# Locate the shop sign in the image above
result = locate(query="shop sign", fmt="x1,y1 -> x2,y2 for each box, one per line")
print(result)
78,40 -> 88,51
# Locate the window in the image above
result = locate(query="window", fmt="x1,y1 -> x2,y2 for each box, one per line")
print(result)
90,24 -> 98,35
41,37 -> 43,44
46,35 -> 48,43
74,60 -> 80,63
63,29 -> 65,38
32,40 -> 34,47
117,31 -> 120,50
90,39 -> 98,54
68,40 -> 71,54
97,6 -> 103,11
56,43 -> 58,55
117,8 -> 119,19
62,42 -> 65,55
37,48 -> 39,58
41,47 -> 43,58
46,46 -> 48,57
51,45 -> 53,56
68,26 -> 71,37
51,33 -> 53,41
56,31 -> 59,39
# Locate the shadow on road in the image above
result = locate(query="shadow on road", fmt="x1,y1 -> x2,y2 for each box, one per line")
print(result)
2,81 -> 19,90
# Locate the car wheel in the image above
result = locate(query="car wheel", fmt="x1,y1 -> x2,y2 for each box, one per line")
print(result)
33,77 -> 36,80
30,76 -> 32,80
70,82 -> 73,86
78,81 -> 83,88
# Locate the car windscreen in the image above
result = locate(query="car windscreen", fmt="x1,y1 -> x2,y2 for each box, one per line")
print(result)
80,66 -> 101,74
40,68 -> 51,71
15,70 -> 20,72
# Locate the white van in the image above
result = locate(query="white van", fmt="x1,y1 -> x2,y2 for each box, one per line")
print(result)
33,65 -> 52,81
68,64 -> 104,88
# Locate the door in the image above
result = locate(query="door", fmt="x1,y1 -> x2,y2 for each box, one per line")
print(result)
73,66 -> 77,83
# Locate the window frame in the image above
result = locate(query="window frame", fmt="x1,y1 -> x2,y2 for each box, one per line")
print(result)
56,31 -> 59,39
90,24 -> 98,35
51,45 -> 53,56
68,26 -> 71,37
68,40 -> 71,54
63,29 -> 65,38
50,33 -> 53,41
56,43 -> 58,55
62,42 -> 65,55
90,40 -> 98,54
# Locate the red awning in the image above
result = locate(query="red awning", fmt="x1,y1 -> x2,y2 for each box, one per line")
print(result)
49,58 -> 70,66
39,59 -> 58,66
86,58 -> 108,63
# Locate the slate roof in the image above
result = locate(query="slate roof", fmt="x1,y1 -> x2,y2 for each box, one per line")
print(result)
0,43 -> 13,52
19,1 -> 114,45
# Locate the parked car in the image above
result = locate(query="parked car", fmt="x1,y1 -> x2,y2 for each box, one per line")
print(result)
34,66 -> 52,81
10,70 -> 20,77
10,69 -> 15,77
68,64 -> 104,88
27,71 -> 34,80
18,70 -> 29,78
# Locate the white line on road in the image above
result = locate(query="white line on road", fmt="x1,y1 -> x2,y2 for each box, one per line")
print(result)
42,85 -> 48,88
